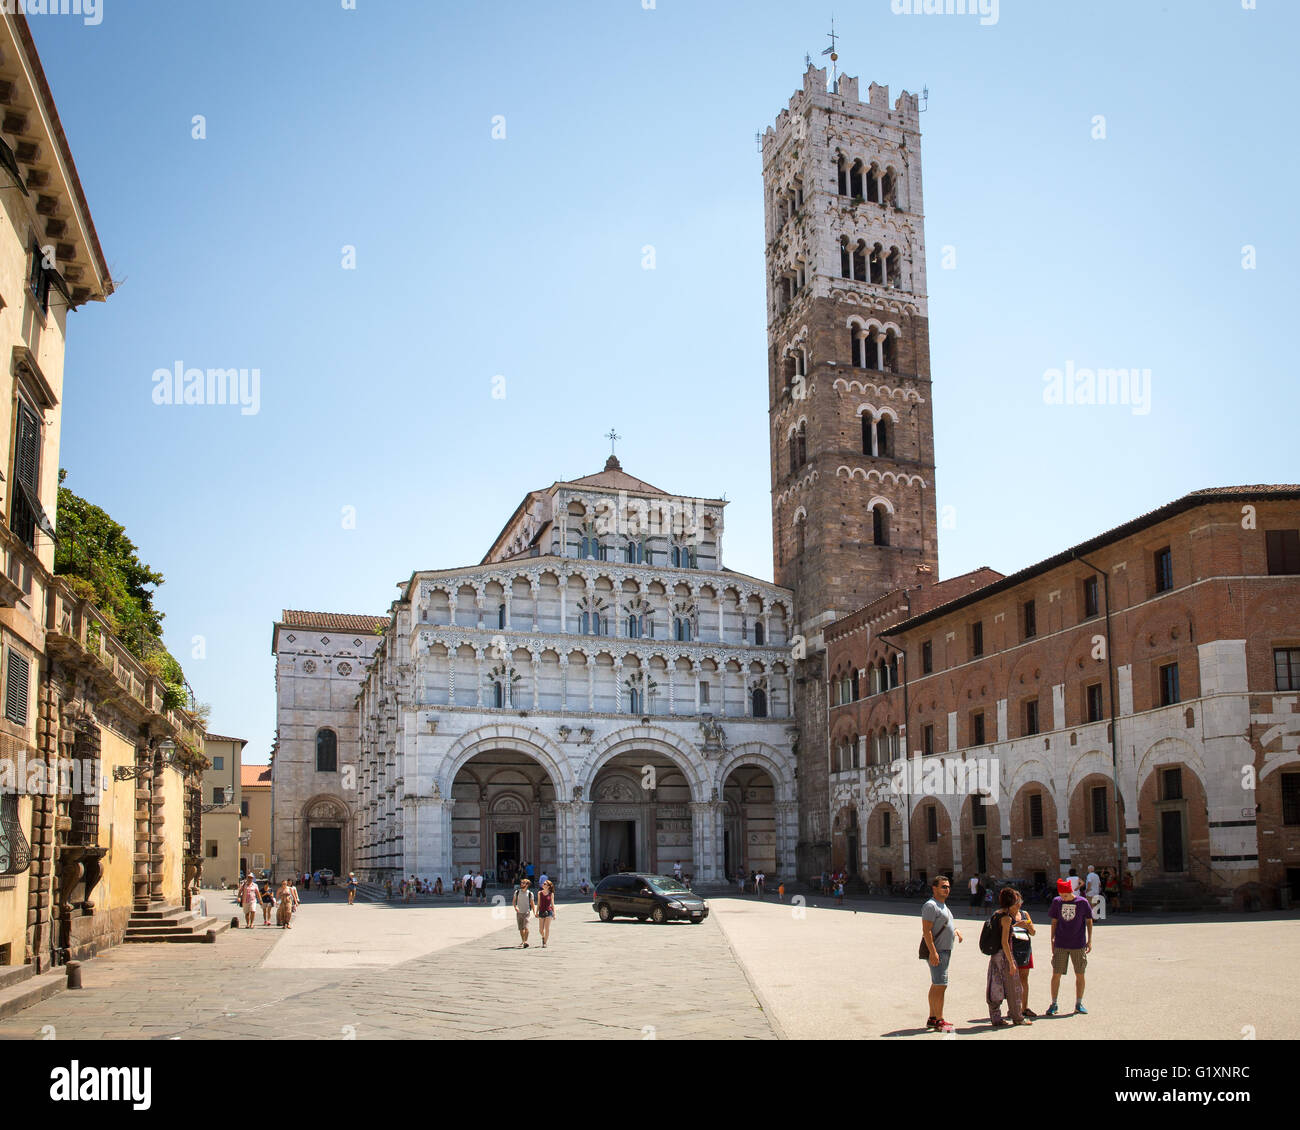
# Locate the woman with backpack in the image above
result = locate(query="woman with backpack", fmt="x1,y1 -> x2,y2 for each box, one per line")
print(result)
984,887 -> 1033,1027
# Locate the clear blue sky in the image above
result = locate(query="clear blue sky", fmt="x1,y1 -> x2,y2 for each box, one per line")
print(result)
30,0 -> 1298,762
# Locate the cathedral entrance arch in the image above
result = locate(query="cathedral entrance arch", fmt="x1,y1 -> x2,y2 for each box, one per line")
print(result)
590,752 -> 693,879
452,750 -> 558,884
300,795 -> 349,879
724,765 -> 777,879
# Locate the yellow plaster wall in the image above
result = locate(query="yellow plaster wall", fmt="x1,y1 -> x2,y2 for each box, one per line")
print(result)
159,766 -> 184,904
0,795 -> 33,964
96,729 -> 139,915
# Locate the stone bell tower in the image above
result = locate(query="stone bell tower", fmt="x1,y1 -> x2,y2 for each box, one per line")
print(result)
763,64 -> 939,873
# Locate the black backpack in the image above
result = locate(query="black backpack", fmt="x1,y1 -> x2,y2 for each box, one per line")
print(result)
978,911 -> 1005,956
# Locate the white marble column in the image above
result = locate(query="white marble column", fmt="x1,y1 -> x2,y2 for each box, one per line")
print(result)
558,653 -> 569,712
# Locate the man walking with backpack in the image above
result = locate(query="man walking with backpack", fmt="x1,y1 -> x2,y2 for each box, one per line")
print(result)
513,878 -> 536,948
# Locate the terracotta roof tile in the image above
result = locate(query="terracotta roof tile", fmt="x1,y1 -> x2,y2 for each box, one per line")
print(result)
279,610 -> 387,633
241,764 -> 271,787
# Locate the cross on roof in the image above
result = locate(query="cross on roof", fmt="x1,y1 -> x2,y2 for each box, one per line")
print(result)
606,428 -> 621,457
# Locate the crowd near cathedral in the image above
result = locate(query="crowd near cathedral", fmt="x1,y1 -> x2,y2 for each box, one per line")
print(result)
271,63 -> 1300,909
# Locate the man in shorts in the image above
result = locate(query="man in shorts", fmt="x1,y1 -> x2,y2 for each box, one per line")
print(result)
513,878 -> 536,948
921,874 -> 962,1033
1047,877 -> 1093,1015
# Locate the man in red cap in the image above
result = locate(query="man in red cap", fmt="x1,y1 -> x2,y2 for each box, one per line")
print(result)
1046,876 -> 1093,1016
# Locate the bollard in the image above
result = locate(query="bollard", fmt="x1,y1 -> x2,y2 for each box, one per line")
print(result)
66,961 -> 82,990
231,915 -> 241,930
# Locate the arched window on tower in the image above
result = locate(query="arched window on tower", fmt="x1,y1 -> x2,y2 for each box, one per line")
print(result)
751,687 -> 768,718
795,514 -> 806,557
795,420 -> 807,467
869,243 -> 884,285
849,160 -> 863,199
873,505 -> 891,547
862,414 -> 872,455
889,654 -> 899,688
852,240 -> 868,282
316,728 -> 337,773
851,669 -> 860,700
866,163 -> 881,204
877,416 -> 893,458
882,168 -> 897,207
887,247 -> 902,288
882,331 -> 898,373
837,155 -> 848,196
840,237 -> 851,279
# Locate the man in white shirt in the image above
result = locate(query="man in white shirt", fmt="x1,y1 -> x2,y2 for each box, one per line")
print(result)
1084,865 -> 1105,920
968,875 -> 981,916
474,871 -> 485,901
673,861 -> 683,881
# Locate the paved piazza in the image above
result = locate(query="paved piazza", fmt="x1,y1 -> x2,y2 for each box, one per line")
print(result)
0,890 -> 1296,1041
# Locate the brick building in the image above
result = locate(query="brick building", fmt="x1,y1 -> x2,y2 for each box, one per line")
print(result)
824,487 -> 1300,906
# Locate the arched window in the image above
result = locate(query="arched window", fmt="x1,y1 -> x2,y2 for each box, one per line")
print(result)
889,654 -> 899,688
754,621 -> 765,646
877,416 -> 893,458
882,168 -> 897,206
493,681 -> 505,708
795,420 -> 807,467
886,247 -> 902,287
497,603 -> 506,629
850,670 -> 860,700
862,413 -> 872,454
795,514 -> 806,557
627,614 -> 642,639
628,687 -> 643,714
869,243 -> 884,285
852,241 -> 867,282
882,332 -> 897,372
837,155 -> 848,196
674,617 -> 693,642
788,430 -> 799,472
849,161 -> 863,199
873,505 -> 890,547
840,237 -> 851,279
865,330 -> 881,371
580,611 -> 591,634
316,729 -> 337,773
866,164 -> 880,204
752,687 -> 768,718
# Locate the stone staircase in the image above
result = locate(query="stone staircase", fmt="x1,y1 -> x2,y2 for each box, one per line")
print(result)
0,962 -> 69,1020
123,903 -> 230,944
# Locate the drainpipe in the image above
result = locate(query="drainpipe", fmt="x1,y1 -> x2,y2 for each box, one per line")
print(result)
1073,552 -> 1125,899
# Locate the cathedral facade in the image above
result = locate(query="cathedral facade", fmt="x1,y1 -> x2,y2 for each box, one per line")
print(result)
275,460 -> 797,885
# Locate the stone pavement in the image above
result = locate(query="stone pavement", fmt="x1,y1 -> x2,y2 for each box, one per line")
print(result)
708,893 -> 1300,1041
0,888 -> 773,1040
1,888 -> 1294,1040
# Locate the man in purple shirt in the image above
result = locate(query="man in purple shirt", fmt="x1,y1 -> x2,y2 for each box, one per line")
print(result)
1046,877 -> 1093,1016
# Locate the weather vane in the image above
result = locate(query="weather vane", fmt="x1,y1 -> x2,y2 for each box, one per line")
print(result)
606,428 -> 621,457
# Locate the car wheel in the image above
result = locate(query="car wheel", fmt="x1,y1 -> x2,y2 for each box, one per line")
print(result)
597,903 -> 615,922
651,905 -> 667,925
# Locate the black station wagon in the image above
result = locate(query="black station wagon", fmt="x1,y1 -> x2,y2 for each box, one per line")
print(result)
592,873 -> 709,924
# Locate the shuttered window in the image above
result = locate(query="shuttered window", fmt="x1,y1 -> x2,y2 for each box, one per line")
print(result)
10,400 -> 41,548
5,651 -> 30,726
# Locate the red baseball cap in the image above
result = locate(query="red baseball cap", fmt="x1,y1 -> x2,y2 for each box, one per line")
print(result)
1056,878 -> 1073,895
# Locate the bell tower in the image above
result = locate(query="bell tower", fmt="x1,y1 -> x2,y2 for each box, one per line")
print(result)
764,64 -> 938,873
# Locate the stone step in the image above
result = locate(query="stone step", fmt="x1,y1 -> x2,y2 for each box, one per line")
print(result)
0,963 -> 36,994
130,904 -> 187,920
0,966 -> 67,1020
123,915 -> 223,943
